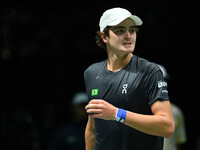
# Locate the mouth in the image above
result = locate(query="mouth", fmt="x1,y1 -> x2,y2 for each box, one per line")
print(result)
123,42 -> 132,46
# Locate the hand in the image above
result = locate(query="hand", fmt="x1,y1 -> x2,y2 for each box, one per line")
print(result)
85,99 -> 118,120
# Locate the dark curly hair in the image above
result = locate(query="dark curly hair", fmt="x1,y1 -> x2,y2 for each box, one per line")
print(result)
95,27 -> 110,51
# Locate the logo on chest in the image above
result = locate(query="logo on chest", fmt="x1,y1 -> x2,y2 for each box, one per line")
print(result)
91,89 -> 98,96
122,84 -> 128,94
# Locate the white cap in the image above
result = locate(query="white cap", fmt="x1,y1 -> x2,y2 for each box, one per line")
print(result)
99,7 -> 143,32
71,92 -> 89,106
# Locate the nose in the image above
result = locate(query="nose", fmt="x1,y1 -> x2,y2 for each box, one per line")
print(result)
124,31 -> 131,39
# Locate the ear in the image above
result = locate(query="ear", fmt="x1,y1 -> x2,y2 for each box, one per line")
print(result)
100,32 -> 108,44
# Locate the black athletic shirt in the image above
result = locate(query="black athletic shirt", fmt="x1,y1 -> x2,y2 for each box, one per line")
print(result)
84,55 -> 169,150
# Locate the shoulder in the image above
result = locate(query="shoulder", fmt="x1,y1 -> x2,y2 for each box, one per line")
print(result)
84,60 -> 105,74
134,55 -> 160,74
84,60 -> 105,78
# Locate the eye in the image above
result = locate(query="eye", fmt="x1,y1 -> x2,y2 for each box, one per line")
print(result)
115,29 -> 126,35
129,29 -> 136,34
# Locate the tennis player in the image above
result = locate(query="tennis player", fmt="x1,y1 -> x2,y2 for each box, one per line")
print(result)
84,7 -> 175,150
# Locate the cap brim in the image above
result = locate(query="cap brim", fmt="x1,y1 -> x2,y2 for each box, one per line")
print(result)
107,15 -> 143,27
129,15 -> 143,26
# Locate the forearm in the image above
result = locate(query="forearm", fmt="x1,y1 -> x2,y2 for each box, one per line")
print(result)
124,110 -> 174,138
85,100 -> 175,138
85,116 -> 95,150
85,127 -> 95,150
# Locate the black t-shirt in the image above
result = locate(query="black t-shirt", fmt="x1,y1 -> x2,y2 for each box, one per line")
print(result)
84,55 -> 169,150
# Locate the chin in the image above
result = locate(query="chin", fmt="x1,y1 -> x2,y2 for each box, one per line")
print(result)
122,45 -> 135,51
122,48 -> 134,53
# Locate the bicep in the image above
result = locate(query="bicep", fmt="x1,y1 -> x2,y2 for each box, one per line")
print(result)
151,100 -> 173,120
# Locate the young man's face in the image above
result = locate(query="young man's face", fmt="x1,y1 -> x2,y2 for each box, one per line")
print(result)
105,18 -> 137,54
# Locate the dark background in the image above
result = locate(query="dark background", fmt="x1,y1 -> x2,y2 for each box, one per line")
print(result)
1,0 -> 199,150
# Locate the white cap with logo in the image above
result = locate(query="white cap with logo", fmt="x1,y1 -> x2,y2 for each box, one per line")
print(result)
99,7 -> 143,32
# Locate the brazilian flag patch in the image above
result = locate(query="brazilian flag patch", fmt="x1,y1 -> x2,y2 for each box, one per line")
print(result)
91,89 -> 98,96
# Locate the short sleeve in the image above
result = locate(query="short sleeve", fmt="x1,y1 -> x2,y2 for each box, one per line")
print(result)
145,70 -> 169,106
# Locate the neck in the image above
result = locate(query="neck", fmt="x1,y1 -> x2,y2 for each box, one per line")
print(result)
107,53 -> 133,72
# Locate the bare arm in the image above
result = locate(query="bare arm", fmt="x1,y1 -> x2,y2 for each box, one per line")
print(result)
85,115 -> 95,150
124,100 -> 175,138
85,99 -> 175,138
